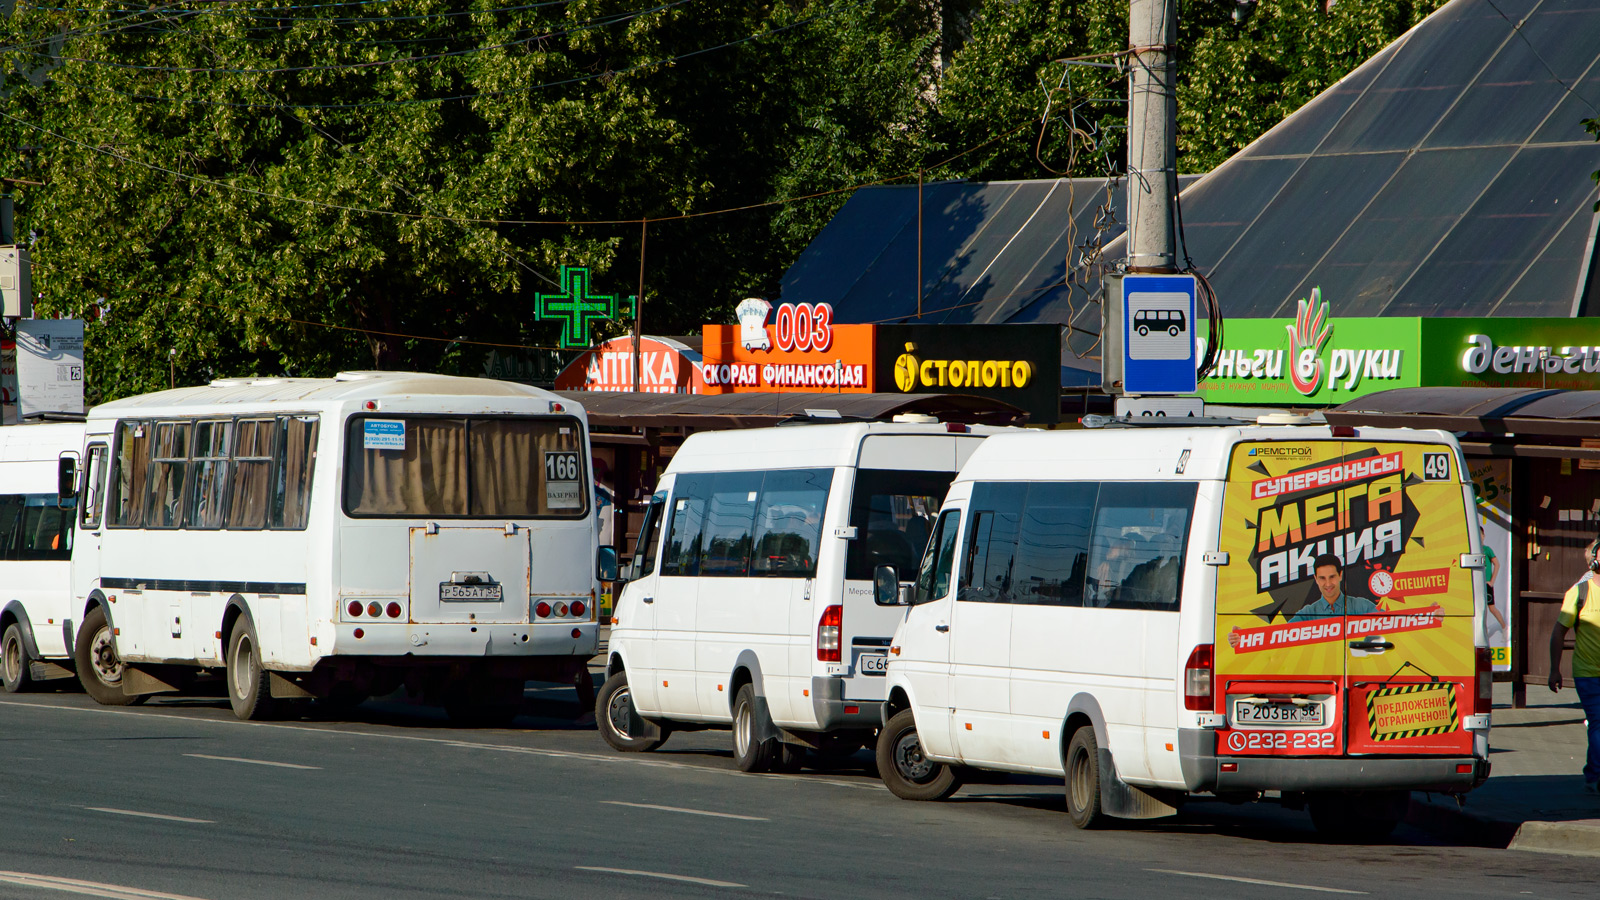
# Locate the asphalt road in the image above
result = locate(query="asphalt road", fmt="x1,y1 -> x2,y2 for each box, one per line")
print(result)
2,682 -> 1597,900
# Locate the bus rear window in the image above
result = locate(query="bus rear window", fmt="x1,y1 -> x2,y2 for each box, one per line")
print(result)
343,415 -> 588,518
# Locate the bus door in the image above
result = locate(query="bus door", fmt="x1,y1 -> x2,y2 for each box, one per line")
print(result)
1215,439 -> 1477,760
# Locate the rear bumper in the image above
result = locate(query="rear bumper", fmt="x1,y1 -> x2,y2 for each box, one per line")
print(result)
323,621 -> 598,661
810,676 -> 886,732
1179,728 -> 1489,793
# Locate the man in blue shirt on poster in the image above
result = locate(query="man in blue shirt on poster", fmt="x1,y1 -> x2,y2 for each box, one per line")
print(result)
1291,554 -> 1379,621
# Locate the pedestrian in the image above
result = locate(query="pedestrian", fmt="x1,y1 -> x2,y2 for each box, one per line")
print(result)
1482,523 -> 1507,635
1548,537 -> 1600,794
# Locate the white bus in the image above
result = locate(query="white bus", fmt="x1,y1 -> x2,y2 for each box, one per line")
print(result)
0,422 -> 87,693
598,420 -> 1002,771
61,372 -> 611,723
877,423 -> 1491,839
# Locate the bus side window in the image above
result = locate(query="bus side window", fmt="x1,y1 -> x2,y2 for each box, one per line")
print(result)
144,420 -> 193,529
109,421 -> 150,528
914,510 -> 961,604
271,415 -> 319,529
80,444 -> 108,530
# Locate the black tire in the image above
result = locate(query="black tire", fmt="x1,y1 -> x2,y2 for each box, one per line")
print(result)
226,617 -> 280,721
732,684 -> 775,772
876,709 -> 961,801
597,672 -> 668,752
2,623 -> 34,693
74,606 -> 141,706
1065,727 -> 1107,829
444,678 -> 524,728
1308,791 -> 1406,842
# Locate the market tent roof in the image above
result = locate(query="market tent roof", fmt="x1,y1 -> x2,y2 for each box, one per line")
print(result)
558,391 -> 1030,430
1069,0 -> 1600,324
1326,386 -> 1600,439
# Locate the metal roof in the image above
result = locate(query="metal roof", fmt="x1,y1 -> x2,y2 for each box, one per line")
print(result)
1326,386 -> 1600,437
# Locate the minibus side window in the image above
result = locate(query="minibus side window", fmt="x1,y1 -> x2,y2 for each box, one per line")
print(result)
1012,482 -> 1097,606
633,493 -> 666,578
845,469 -> 951,581
751,469 -> 832,578
1085,482 -> 1197,611
661,474 -> 710,577
914,510 -> 961,605
700,472 -> 762,577
143,420 -> 193,529
14,495 -> 72,560
0,495 -> 24,559
960,482 -> 1026,603
109,420 -> 150,528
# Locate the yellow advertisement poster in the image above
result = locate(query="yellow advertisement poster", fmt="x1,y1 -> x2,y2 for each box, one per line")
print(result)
1217,441 -> 1475,681
1365,683 -> 1459,741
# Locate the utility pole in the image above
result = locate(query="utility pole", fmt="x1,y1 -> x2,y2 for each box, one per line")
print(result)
1126,0 -> 1178,274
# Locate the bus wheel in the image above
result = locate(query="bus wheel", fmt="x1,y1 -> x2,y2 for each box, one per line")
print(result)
1065,728 -> 1108,829
876,709 -> 961,801
2,623 -> 35,693
1308,791 -> 1406,842
226,618 -> 280,721
597,672 -> 667,752
732,684 -> 776,772
74,607 -> 141,706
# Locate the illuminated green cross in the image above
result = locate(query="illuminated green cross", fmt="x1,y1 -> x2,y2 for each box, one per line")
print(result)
534,266 -> 636,348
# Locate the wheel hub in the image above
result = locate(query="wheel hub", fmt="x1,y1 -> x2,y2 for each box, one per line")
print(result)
90,629 -> 122,685
607,687 -> 635,739
894,732 -> 934,783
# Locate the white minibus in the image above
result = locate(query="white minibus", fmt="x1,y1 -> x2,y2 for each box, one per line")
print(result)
61,372 -> 612,723
0,422 -> 86,693
598,420 -> 1003,771
877,423 -> 1491,839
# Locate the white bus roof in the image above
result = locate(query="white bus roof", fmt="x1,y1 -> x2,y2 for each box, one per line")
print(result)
667,421 -> 1008,473
87,372 -> 579,419
0,421 -> 86,461
955,425 -> 1459,484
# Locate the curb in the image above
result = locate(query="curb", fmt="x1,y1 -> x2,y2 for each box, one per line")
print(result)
1508,821 -> 1600,857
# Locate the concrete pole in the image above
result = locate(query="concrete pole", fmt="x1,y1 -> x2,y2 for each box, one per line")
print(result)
1126,0 -> 1178,273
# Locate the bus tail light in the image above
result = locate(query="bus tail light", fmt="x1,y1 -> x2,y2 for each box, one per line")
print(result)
535,601 -> 552,619
554,602 -> 570,617
386,602 -> 402,619
1184,644 -> 1214,711
1475,647 -> 1493,712
817,605 -> 843,662
571,600 -> 587,618
347,600 -> 363,617
366,601 -> 382,618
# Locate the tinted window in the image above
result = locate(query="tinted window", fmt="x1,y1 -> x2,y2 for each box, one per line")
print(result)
845,469 -> 952,581
661,474 -> 709,577
914,510 -> 961,604
1085,482 -> 1196,611
700,472 -> 762,577
634,493 -> 666,577
1,493 -> 74,561
751,469 -> 832,578
961,482 -> 1025,603
1014,482 -> 1096,606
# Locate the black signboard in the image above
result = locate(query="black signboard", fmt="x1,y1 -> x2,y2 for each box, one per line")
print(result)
874,325 -> 1061,424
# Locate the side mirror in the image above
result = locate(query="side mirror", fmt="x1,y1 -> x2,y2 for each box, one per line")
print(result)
598,546 -> 619,582
57,454 -> 79,507
874,565 -> 905,606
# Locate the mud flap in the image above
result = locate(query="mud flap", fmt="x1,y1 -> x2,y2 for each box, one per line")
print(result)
269,672 -> 314,699
27,659 -> 76,682
751,694 -> 783,744
122,665 -> 180,696
1098,748 -> 1180,819
625,703 -> 665,742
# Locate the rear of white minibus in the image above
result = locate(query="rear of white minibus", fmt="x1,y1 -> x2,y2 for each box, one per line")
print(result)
328,398 -> 601,710
1181,426 -> 1490,837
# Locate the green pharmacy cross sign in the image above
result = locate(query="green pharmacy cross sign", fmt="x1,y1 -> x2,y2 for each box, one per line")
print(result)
535,266 -> 636,349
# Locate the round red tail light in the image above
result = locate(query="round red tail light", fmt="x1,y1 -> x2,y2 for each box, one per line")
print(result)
386,602 -> 402,619
571,628 -> 582,639
347,600 -> 363,617
570,600 -> 587,618
535,601 -> 552,618
353,628 -> 364,639
366,601 -> 382,618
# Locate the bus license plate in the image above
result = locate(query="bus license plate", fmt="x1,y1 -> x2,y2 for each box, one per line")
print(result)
857,652 -> 890,675
1232,699 -> 1323,727
440,583 -> 503,602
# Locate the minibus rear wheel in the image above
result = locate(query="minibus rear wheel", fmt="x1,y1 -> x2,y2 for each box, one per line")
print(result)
74,607 -> 144,707
2,623 -> 34,693
733,684 -> 778,772
876,709 -> 961,801
1065,728 -> 1107,829
597,671 -> 669,752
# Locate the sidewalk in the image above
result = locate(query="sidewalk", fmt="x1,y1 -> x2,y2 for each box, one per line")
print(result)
1407,682 -> 1600,855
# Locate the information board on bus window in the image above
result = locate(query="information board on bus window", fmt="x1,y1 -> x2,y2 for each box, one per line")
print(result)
363,419 -> 406,450
1214,440 -> 1476,755
544,451 -> 583,509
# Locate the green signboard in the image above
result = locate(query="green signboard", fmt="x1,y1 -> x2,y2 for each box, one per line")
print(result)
1192,289 -> 1600,406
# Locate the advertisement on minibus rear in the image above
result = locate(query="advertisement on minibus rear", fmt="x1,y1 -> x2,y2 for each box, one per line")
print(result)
1215,441 -> 1477,757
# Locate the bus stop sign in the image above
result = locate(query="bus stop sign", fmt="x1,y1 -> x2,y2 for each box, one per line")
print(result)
1122,274 -> 1197,394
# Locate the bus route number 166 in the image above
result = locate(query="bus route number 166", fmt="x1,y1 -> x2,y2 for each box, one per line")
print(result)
1225,730 -> 1336,752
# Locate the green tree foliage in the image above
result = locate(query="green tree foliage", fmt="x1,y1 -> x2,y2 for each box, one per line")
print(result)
0,0 -> 934,399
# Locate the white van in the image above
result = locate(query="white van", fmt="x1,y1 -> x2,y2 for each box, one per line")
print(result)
0,422 -> 86,693
877,423 -> 1491,839
598,420 -> 1001,771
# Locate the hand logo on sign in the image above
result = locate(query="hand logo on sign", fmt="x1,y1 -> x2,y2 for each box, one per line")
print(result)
1286,288 -> 1333,396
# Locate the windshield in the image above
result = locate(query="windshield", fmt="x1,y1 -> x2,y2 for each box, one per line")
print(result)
343,415 -> 588,518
